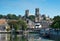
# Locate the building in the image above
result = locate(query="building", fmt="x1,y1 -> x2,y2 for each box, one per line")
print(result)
25,9 -> 29,18
23,8 -> 52,29
0,19 -> 10,32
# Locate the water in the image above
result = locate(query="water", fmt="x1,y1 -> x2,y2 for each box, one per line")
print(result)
0,34 -> 54,41
28,34 -> 54,41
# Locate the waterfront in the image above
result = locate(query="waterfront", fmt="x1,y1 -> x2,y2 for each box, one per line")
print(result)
0,33 -> 54,41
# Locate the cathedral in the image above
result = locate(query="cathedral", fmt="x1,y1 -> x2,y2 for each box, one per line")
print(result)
24,8 -> 52,29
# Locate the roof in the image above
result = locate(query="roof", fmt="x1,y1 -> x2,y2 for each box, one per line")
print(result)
0,19 -> 7,25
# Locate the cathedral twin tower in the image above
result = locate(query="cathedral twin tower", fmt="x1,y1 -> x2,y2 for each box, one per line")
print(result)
25,8 -> 41,22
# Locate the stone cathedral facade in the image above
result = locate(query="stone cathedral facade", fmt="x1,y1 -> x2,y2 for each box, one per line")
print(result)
24,8 -> 52,29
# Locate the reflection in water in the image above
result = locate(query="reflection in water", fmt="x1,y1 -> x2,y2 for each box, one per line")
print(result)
10,34 -> 22,41
28,34 -> 54,41
0,34 -> 22,41
0,34 -> 10,41
0,34 -> 54,41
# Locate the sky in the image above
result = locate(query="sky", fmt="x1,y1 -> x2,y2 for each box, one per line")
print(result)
0,0 -> 60,18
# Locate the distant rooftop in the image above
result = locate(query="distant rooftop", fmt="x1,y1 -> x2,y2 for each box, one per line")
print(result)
0,19 -> 7,25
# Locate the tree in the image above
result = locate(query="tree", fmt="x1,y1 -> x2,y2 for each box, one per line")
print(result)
7,14 -> 12,19
28,15 -> 35,21
53,16 -> 60,22
50,16 -> 60,29
7,14 -> 19,20
0,14 -> 3,19
17,19 -> 27,30
8,20 -> 19,31
8,19 -> 27,31
18,15 -> 21,18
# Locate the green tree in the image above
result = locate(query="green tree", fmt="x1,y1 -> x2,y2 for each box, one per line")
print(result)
7,14 -> 12,19
7,14 -> 19,20
18,19 -> 27,30
28,15 -> 35,21
0,14 -> 3,19
8,19 -> 27,31
50,16 -> 60,29
18,15 -> 21,18
8,20 -> 19,31
53,16 -> 60,22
